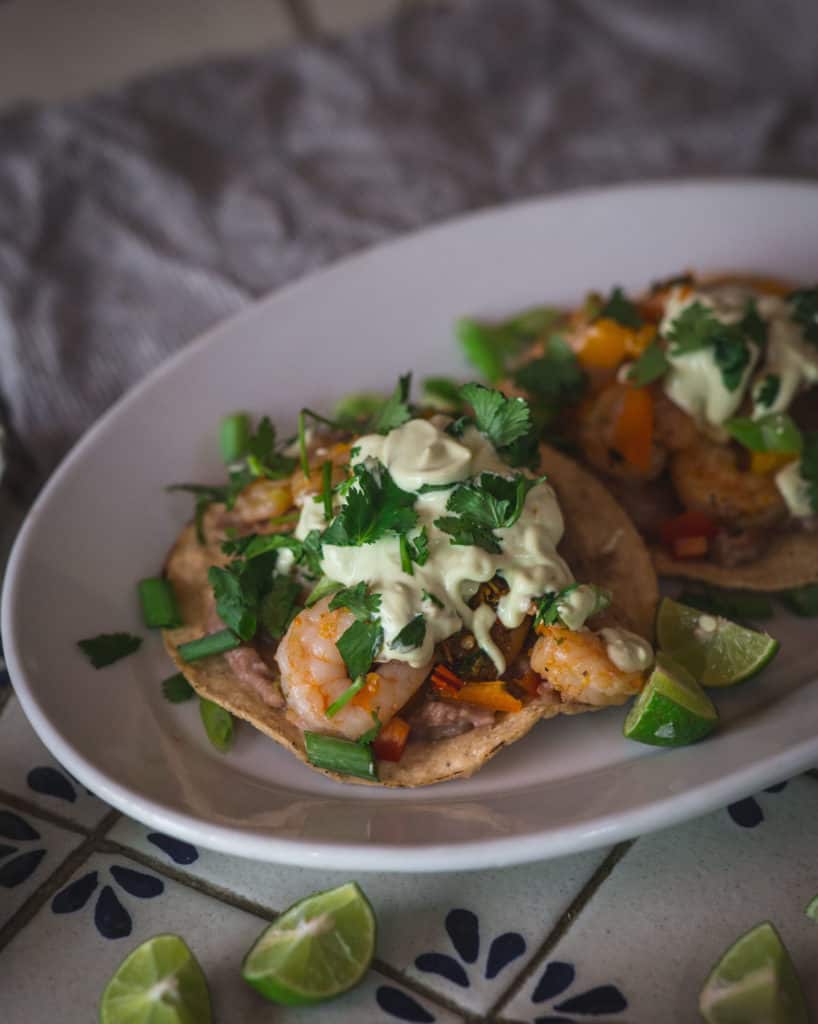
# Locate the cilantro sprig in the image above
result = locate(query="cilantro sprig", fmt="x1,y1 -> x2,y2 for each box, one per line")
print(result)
512,336 -> 586,420
627,338 -> 670,387
665,301 -> 753,392
457,306 -> 560,382
329,584 -> 384,681
754,373 -> 781,411
77,633 -> 142,669
724,413 -> 803,454
789,286 -> 818,347
322,461 -> 417,547
435,472 -> 542,554
597,286 -> 643,328
390,614 -> 427,652
459,383 -> 539,469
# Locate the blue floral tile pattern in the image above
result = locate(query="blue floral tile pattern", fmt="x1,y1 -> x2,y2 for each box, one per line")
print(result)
146,832 -> 199,865
0,809 -> 46,889
0,698 -> 108,827
414,907 -> 526,991
51,862 -> 164,939
529,961 -> 627,1022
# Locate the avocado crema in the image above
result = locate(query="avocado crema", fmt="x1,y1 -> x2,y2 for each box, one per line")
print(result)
282,414 -> 652,675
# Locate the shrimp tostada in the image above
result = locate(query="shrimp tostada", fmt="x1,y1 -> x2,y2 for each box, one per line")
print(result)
461,275 -> 818,590
162,381 -> 657,786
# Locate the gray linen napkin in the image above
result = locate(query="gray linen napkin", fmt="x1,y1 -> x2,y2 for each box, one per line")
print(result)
1,0 -> 818,496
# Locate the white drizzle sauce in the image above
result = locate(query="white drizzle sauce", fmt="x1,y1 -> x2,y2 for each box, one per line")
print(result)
600,628 -> 654,673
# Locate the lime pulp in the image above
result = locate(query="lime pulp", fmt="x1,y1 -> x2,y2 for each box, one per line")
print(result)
623,652 -> 718,747
242,881 -> 375,1006
656,597 -> 779,688
699,922 -> 807,1023
99,933 -> 211,1024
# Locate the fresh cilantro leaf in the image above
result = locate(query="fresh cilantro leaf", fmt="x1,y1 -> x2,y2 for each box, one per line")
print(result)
301,529 -> 324,578
665,302 -> 752,392
800,431 -> 818,512
534,585 -> 579,628
513,336 -> 586,416
422,589 -> 444,608
406,527 -> 430,567
457,307 -> 560,383
422,377 -> 464,411
724,413 -> 803,454
597,286 -> 643,328
260,575 -> 302,639
754,374 -> 781,410
789,286 -> 818,346
461,384 -> 533,449
336,619 -> 384,681
304,576 -> 342,607
322,461 -> 417,546
740,300 -> 768,347
435,473 -> 540,553
162,673 -> 195,703
390,614 -> 426,652
369,374 -> 412,434
329,583 -> 382,622
77,633 -> 142,669
208,566 -> 258,641
334,392 -> 385,426
358,713 -> 382,745
627,338 -> 670,387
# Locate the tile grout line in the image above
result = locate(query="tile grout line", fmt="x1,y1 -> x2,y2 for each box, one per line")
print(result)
0,808 -> 121,954
486,840 -> 636,1021
0,787 -> 93,837
100,838 -> 483,1020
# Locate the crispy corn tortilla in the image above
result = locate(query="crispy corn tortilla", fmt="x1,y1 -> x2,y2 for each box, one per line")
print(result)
162,443 -> 657,787
652,534 -> 818,591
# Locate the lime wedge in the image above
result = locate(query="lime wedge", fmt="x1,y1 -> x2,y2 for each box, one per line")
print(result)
242,881 -> 375,1006
805,894 -> 818,922
623,652 -> 717,747
699,922 -> 807,1023
656,597 -> 779,688
99,934 -> 211,1024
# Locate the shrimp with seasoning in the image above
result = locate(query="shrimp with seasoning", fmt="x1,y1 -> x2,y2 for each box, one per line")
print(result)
670,437 -> 787,530
275,597 -> 431,740
530,626 -> 643,706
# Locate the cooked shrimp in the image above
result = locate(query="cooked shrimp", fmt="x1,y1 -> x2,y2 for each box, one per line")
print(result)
275,597 -> 431,740
206,479 -> 293,539
670,438 -> 787,530
530,626 -> 643,706
577,383 -> 666,481
652,391 -> 699,453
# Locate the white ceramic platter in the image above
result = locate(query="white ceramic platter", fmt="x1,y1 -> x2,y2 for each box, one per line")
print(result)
4,180 -> 818,871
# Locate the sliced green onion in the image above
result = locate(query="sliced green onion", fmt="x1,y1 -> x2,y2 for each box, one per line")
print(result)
399,533 -> 413,575
304,732 -> 377,779
780,582 -> 818,617
219,412 -> 250,464
321,460 -> 333,520
305,576 -> 342,608
177,628 -> 240,662
199,697 -> 234,752
138,577 -> 182,629
326,675 -> 367,718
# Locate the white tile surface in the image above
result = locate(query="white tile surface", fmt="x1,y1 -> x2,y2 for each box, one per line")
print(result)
500,777 -> 818,1022
0,697 -> 110,828
110,815 -> 610,1014
0,802 -> 83,930
0,0 -> 297,107
2,850 -> 459,1024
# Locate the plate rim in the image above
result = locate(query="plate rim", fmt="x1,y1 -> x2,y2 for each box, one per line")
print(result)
4,175 -> 818,871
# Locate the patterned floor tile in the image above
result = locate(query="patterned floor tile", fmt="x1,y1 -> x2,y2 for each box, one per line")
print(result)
109,815 -> 611,1015
0,697 -> 111,829
2,850 -> 460,1024
0,802 -> 84,930
499,777 -> 818,1023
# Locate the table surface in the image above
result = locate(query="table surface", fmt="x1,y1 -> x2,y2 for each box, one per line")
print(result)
3,659 -> 818,1022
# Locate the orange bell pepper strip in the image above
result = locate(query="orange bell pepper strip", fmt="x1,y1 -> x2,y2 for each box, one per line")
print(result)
577,319 -> 655,370
430,664 -> 464,698
453,682 -> 522,713
372,716 -> 410,762
612,386 -> 655,474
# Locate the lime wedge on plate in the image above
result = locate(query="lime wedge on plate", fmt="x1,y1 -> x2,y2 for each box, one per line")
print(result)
805,894 -> 818,922
99,933 -> 211,1024
242,881 -> 375,1006
656,597 -> 779,687
699,922 -> 807,1023
623,653 -> 717,747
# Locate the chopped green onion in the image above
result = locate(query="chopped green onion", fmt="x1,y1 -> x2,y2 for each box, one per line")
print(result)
321,460 -> 333,520
326,675 -> 367,718
219,412 -> 250,464
298,409 -> 309,477
162,673 -> 194,703
456,318 -> 507,383
199,698 -> 234,752
305,576 -> 342,607
399,533 -> 413,575
138,577 -> 182,629
334,392 -> 385,424
304,732 -> 377,780
177,629 -> 240,662
779,582 -> 818,617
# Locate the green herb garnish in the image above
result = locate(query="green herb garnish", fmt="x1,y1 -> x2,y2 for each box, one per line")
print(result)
665,302 -> 753,392
138,577 -> 182,629
779,582 -> 818,617
754,374 -> 781,411
724,413 -> 803,454
597,286 -> 642,328
422,377 -> 464,411
219,412 -> 250,464
369,374 -> 412,434
259,575 -> 301,639
322,461 -> 417,547
800,431 -> 818,512
512,336 -> 586,419
789,286 -> 818,346
740,300 -> 768,347
177,629 -> 241,662
435,472 -> 541,554
459,383 -> 539,468
457,307 -> 559,382
628,338 -> 670,387
390,614 -> 426,653
326,676 -> 367,718
329,585 -> 383,680
162,673 -> 195,703
77,633 -> 142,669
329,583 -> 381,621
199,697 -> 234,753
358,713 -> 382,746
304,732 -> 376,779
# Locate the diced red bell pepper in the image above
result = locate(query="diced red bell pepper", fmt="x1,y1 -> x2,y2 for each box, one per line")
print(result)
372,716 -> 410,762
660,510 -> 719,559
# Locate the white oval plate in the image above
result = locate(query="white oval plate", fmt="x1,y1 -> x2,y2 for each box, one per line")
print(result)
5,179 -> 818,872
